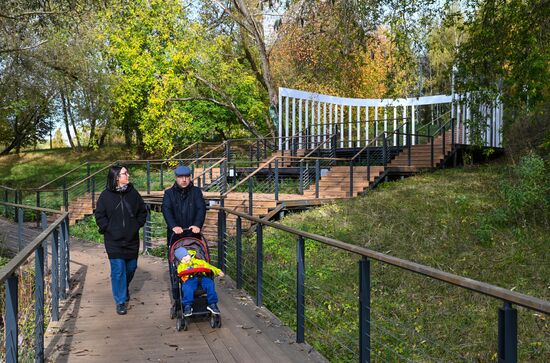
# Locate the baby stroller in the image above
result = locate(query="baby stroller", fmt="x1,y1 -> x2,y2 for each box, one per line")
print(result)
168,233 -> 222,331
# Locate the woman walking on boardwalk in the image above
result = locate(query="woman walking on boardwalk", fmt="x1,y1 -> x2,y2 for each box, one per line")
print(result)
95,165 -> 147,315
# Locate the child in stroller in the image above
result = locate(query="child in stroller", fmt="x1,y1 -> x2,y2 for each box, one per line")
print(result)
168,234 -> 223,331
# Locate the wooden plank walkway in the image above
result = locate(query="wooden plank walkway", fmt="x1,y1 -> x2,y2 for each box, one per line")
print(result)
0,217 -> 43,255
44,238 -> 327,363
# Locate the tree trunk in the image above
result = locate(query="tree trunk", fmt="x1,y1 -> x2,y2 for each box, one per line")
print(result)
232,0 -> 277,135
60,92 -> 75,148
66,94 -> 81,149
98,118 -> 110,147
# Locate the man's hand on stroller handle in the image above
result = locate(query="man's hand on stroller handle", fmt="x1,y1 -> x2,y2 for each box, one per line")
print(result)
172,226 -> 201,234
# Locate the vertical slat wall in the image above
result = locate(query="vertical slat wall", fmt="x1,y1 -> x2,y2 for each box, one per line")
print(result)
278,87 -> 503,150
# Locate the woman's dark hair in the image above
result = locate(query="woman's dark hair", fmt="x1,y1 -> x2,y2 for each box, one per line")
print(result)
106,165 -> 127,191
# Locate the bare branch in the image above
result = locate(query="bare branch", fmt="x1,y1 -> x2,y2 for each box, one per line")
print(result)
0,40 -> 48,54
0,11 -> 64,20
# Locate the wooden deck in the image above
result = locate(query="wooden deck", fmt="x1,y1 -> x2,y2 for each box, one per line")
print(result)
44,238 -> 327,363
0,217 -> 43,254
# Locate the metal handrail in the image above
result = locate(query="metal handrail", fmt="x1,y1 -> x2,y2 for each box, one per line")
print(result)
350,122 -> 406,162
300,132 -> 338,160
222,155 -> 278,197
0,211 -> 68,282
211,205 -> 550,315
37,161 -> 90,190
165,141 -> 199,162
191,157 -> 225,184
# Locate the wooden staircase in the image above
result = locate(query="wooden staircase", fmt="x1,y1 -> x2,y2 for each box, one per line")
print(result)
387,131 -> 454,171
67,193 -> 97,225
202,193 -> 277,243
302,166 -> 386,198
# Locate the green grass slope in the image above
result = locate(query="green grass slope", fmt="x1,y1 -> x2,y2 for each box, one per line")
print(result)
238,161 -> 549,362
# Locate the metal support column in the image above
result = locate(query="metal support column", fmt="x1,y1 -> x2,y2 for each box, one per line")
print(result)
35,245 -> 45,362
236,217 -> 242,289
255,223 -> 263,307
296,236 -> 305,343
498,302 -> 517,363
359,257 -> 371,363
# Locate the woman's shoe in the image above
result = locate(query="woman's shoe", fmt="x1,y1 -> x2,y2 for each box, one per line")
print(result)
116,304 -> 127,315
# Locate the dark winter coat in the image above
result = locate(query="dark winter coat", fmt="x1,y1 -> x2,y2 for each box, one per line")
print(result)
94,184 -> 147,259
162,182 -> 206,243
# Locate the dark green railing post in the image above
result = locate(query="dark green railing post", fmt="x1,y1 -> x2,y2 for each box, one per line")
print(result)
226,140 -> 231,164
35,243 -> 45,362
256,223 -> 263,307
5,274 -> 18,363
86,161 -> 91,193
296,235 -> 305,343
498,302 -> 517,363
349,160 -> 354,197
367,149 -> 371,181
217,200 -> 226,270
299,161 -> 304,194
4,189 -> 8,217
248,178 -> 253,216
144,205 -> 151,252
315,159 -> 320,198
51,227 -> 59,321
146,161 -> 151,194
359,256 -> 371,363
17,207 -> 23,251
442,120 -> 446,156
431,136 -> 435,168
63,180 -> 68,212
236,216 -> 242,289
41,212 -> 48,271
274,159 -> 279,201
91,176 -> 96,210
36,191 -> 41,228
60,219 -> 67,299
14,190 -> 19,222
160,163 -> 164,189
451,117 -> 455,147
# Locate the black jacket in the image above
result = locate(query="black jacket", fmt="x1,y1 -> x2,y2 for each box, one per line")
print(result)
162,182 -> 206,243
94,184 -> 147,259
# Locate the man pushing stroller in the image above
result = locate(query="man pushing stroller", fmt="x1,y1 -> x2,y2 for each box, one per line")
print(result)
174,247 -> 224,316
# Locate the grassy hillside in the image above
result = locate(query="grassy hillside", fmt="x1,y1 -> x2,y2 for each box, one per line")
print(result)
230,159 -> 549,362
0,146 -> 139,188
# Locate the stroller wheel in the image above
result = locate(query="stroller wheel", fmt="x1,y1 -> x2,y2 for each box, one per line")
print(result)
170,305 -> 176,319
176,317 -> 187,331
210,314 -> 222,328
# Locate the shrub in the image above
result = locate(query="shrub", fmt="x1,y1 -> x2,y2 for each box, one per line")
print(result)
501,153 -> 549,225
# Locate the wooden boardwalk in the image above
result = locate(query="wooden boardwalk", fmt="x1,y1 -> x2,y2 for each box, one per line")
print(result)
44,238 -> 327,363
0,217 -> 43,255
